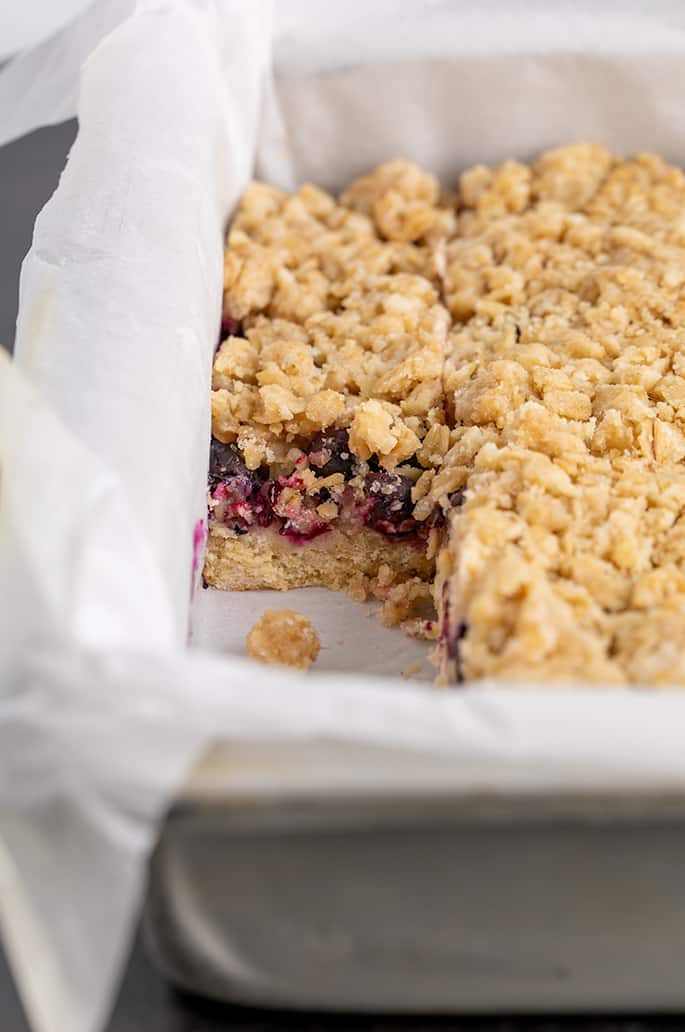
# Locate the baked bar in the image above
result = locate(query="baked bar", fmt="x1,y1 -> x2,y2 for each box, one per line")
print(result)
207,162 -> 454,618
433,146 -> 685,684
206,146 -> 685,686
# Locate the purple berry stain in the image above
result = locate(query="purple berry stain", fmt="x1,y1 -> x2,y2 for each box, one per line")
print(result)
191,518 -> 207,594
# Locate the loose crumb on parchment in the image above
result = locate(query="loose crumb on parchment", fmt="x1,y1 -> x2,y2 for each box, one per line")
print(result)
246,609 -> 321,670
401,661 -> 422,679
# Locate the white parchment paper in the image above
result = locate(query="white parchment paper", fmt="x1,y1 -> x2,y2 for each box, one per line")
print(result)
7,2 -> 685,1031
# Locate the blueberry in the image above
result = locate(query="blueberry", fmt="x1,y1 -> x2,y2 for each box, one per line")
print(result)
308,429 -> 356,478
363,471 -> 415,534
208,438 -> 264,500
209,438 -> 249,481
216,314 -> 243,354
365,471 -> 413,517
448,488 -> 465,508
221,314 -> 242,338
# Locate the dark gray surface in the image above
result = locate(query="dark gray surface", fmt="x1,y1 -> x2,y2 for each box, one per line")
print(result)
1,121 -> 683,1032
5,934 -> 685,1032
0,119 -> 78,353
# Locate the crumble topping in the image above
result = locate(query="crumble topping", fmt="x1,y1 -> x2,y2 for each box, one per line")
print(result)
211,146 -> 685,687
215,163 -> 453,473
339,159 -> 457,243
436,145 -> 685,685
246,609 -> 321,670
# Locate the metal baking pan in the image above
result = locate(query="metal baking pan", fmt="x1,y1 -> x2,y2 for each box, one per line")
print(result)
144,751 -> 685,1013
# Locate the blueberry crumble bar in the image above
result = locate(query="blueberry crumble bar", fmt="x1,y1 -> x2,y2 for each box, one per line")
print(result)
206,146 -> 685,686
205,162 -> 454,616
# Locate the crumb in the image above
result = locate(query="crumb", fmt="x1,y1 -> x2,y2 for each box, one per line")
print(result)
347,573 -> 370,602
400,617 -> 438,640
246,609 -> 320,670
377,576 -> 434,627
401,661 -> 422,679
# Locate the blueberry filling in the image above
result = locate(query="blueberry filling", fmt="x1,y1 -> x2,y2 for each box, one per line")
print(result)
208,433 -> 446,544
401,452 -> 425,471
363,471 -> 416,536
307,429 -> 357,478
208,438 -> 267,534
209,439 -> 264,499
209,438 -> 251,483
221,314 -> 242,339
266,474 -> 330,542
441,587 -> 467,683
208,444 -> 331,542
216,314 -> 243,353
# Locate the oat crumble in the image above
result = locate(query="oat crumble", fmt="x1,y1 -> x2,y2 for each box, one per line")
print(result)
246,609 -> 320,670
